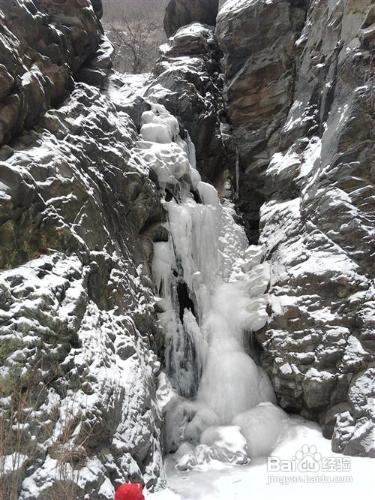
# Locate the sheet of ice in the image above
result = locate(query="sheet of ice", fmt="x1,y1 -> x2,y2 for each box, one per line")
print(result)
141,106 -> 179,144
140,103 -> 285,470
196,279 -> 274,423
148,418 -> 375,500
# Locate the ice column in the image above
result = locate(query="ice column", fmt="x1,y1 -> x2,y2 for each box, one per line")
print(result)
137,103 -> 287,466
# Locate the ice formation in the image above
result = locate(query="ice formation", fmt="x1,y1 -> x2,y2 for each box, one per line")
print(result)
138,103 -> 288,468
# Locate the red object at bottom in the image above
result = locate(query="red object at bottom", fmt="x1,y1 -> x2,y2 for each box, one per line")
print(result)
115,483 -> 145,500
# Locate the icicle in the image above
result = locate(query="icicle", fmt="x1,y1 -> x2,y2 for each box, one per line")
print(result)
235,145 -> 240,200
139,103 -> 287,467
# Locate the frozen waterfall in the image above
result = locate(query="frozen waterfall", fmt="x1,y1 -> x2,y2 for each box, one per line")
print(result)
136,103 -> 288,470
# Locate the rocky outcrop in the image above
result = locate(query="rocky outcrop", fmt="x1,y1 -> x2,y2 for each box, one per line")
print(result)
164,0 -> 219,37
0,75 -> 165,498
217,0 -> 375,456
0,3 -> 166,493
217,0 -> 308,241
146,23 -> 234,186
0,0 -> 106,148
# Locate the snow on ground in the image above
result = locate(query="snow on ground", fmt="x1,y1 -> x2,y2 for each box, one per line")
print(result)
107,73 -> 150,103
148,417 -> 375,500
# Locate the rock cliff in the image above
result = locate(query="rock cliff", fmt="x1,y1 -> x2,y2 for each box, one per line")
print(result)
0,78 -> 165,498
0,0 -> 111,148
0,2 -> 164,497
216,0 -> 375,456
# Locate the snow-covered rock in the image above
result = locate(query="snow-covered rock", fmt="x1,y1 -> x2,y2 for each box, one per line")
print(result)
0,0 -> 105,147
217,0 -> 375,456
0,76 -> 166,497
146,23 -> 234,187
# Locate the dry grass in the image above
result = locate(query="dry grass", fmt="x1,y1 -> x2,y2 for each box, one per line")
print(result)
48,401 -> 94,500
0,373 -> 37,500
0,370 -> 93,500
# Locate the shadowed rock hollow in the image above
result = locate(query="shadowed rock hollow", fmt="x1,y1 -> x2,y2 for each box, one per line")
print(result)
164,0 -> 219,37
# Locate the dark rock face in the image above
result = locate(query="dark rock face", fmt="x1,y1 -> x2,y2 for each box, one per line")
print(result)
217,0 -> 375,456
217,0 -> 308,241
146,23 -> 234,185
0,0 -> 105,147
164,0 -> 219,37
91,0 -> 104,18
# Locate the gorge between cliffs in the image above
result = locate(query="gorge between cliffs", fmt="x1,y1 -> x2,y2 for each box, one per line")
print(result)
0,0 -> 374,499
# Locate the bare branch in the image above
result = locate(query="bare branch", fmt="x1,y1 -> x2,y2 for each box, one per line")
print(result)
103,0 -> 168,74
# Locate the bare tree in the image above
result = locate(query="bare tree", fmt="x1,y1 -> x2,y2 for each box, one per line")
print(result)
109,15 -> 158,73
103,0 -> 168,74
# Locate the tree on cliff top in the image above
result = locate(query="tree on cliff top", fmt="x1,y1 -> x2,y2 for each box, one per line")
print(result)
102,0 -> 168,73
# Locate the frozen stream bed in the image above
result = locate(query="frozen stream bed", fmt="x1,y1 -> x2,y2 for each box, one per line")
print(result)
148,417 -> 374,500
